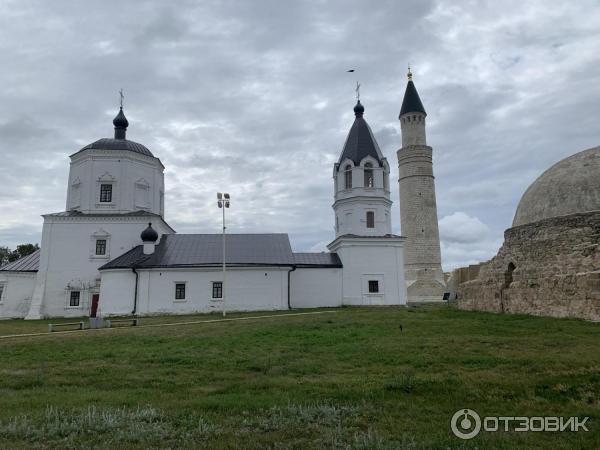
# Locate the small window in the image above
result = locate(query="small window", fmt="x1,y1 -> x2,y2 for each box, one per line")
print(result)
100,184 -> 113,203
368,280 -> 379,293
366,211 -> 375,228
0,283 -> 5,301
95,239 -> 107,256
344,165 -> 352,189
364,162 -> 374,188
212,282 -> 223,299
175,283 -> 186,300
69,291 -> 80,307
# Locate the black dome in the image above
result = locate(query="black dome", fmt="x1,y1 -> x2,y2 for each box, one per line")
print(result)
113,107 -> 129,128
75,138 -> 154,157
141,223 -> 159,242
353,100 -> 364,116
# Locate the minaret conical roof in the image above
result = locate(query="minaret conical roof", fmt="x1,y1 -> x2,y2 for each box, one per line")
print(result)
399,73 -> 426,117
338,100 -> 384,166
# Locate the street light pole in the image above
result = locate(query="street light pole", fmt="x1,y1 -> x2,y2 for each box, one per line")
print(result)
217,193 -> 230,317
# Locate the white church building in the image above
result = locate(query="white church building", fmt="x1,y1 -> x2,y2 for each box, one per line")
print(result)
0,73 -> 445,319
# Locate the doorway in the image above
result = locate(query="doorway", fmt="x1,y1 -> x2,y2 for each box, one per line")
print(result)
91,294 -> 100,318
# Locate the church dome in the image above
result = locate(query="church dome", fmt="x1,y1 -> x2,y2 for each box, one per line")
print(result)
512,146 -> 600,227
141,223 -> 159,242
76,138 -> 154,157
338,100 -> 384,167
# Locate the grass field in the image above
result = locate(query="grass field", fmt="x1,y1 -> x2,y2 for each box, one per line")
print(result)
0,305 -> 598,449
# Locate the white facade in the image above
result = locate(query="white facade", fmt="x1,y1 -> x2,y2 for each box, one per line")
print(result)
100,266 -> 291,316
67,149 -> 165,216
25,213 -> 173,319
333,156 -> 392,237
0,271 -> 36,319
0,97 -> 410,320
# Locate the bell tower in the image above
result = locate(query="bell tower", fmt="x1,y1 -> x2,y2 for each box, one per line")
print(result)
332,100 -> 392,238
397,69 -> 445,302
328,97 -> 407,306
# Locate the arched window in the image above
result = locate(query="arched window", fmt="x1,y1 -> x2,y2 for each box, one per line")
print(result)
344,165 -> 352,189
364,162 -> 374,188
366,211 -> 375,228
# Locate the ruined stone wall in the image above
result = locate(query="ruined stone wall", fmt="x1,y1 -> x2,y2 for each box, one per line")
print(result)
457,211 -> 600,321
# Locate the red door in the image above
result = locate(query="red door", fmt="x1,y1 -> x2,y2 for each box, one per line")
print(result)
91,294 -> 100,318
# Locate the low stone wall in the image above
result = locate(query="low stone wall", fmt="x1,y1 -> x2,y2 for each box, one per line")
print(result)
457,211 -> 600,321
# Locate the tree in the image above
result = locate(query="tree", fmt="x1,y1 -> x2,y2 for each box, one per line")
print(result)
4,244 -> 40,263
0,246 -> 11,265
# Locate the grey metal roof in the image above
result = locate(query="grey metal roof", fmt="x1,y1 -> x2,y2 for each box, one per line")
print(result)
45,210 -> 162,218
73,138 -> 154,157
100,235 -> 345,270
100,234 -> 296,270
399,80 -> 426,117
337,234 -> 402,239
293,252 -> 342,267
0,249 -> 40,272
338,101 -> 384,167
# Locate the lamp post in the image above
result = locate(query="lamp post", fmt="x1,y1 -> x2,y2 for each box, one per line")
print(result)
217,192 -> 230,317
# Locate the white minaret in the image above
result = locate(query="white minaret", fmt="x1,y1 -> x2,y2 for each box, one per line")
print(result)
328,98 -> 407,306
397,69 -> 445,302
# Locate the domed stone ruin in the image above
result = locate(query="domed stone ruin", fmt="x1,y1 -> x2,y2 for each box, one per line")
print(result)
454,146 -> 600,321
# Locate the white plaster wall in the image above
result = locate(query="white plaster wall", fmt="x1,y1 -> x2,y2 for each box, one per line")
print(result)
330,239 -> 407,306
114,267 -> 291,316
290,268 -> 342,308
27,216 -> 172,319
0,272 -> 36,318
67,149 -> 164,215
333,157 -> 392,238
97,269 -> 136,316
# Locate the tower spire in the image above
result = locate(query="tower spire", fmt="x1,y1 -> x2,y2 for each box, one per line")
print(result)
113,90 -> 129,140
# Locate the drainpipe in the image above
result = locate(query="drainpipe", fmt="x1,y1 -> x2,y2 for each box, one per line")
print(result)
287,265 -> 296,309
131,267 -> 139,315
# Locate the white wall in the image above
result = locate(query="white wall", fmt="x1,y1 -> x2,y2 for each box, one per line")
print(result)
99,267 -> 290,316
0,272 -> 36,319
329,237 -> 407,306
67,149 -> 164,215
290,268 -> 342,308
26,216 -> 172,319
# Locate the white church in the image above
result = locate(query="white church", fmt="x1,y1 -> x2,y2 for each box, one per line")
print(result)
0,72 -> 446,319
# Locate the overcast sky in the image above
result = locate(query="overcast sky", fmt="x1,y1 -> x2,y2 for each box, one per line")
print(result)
0,0 -> 598,271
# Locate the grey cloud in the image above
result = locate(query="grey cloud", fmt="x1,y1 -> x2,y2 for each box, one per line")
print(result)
0,0 -> 598,268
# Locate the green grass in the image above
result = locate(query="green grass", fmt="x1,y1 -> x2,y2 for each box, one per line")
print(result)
0,305 -> 598,449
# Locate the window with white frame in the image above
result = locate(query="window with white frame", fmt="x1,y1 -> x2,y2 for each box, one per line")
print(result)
364,162 -> 374,188
95,239 -> 107,256
344,165 -> 352,189
368,280 -> 379,293
212,281 -> 223,299
99,184 -> 113,203
69,291 -> 81,307
0,283 -> 5,302
175,283 -> 186,300
366,211 -> 375,228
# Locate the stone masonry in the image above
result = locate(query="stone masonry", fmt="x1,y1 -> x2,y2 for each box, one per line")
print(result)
458,211 -> 600,321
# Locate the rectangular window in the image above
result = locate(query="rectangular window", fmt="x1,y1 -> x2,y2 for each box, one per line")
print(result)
69,291 -> 80,307
366,211 -> 375,228
95,239 -> 107,255
368,280 -> 379,293
212,281 -> 223,299
175,283 -> 186,300
0,283 -> 4,301
100,184 -> 113,203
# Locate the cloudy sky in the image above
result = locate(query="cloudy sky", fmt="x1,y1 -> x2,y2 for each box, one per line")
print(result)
0,0 -> 598,271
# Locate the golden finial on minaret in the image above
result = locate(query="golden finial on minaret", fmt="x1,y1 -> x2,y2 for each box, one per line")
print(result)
407,64 -> 413,81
